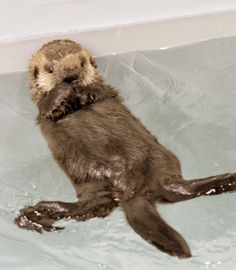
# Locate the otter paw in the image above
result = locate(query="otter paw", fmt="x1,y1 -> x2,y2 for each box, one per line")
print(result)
15,206 -> 64,233
41,101 -> 69,120
39,82 -> 76,120
79,91 -> 96,105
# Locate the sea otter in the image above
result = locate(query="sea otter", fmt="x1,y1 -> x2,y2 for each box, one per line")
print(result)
15,39 -> 236,259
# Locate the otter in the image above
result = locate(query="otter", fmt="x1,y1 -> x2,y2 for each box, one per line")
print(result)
15,39 -> 236,259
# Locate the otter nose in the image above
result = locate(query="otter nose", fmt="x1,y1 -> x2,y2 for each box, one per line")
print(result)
63,66 -> 79,83
63,75 -> 78,83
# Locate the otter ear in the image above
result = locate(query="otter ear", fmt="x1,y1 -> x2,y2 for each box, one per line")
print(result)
89,56 -> 97,68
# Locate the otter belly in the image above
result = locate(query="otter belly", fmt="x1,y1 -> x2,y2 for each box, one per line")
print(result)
40,116 -> 131,190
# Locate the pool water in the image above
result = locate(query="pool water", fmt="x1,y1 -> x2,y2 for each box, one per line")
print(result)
0,37 -> 236,270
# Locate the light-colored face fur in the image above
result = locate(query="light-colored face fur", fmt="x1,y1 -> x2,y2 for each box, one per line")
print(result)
29,39 -> 98,103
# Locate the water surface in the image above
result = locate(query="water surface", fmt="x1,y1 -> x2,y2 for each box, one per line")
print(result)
0,36 -> 236,270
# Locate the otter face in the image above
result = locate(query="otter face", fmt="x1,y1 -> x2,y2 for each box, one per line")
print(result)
29,39 -> 98,103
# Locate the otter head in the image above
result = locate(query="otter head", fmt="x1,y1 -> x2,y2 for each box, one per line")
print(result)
28,39 -> 98,103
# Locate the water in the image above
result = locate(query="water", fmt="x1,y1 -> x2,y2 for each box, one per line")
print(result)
0,37 -> 236,270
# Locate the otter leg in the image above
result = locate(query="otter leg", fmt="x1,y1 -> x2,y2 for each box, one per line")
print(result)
161,172 -> 236,202
15,192 -> 117,233
186,172 -> 236,196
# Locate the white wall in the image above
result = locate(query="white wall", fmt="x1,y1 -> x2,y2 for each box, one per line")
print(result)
0,0 -> 236,42
0,0 -> 236,73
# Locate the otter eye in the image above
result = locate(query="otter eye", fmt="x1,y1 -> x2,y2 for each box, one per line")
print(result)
33,66 -> 39,78
44,65 -> 53,73
81,58 -> 86,68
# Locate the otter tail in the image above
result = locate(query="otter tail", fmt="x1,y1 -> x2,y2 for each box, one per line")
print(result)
123,197 -> 191,258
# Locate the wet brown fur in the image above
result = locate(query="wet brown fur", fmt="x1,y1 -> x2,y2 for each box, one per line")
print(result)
16,39 -> 236,259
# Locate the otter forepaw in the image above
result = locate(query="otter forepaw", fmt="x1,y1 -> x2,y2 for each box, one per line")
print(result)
41,101 -> 69,120
78,90 -> 96,105
38,82 -> 76,120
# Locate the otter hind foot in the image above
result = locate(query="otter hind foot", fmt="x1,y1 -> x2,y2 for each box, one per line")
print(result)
15,200 -> 82,232
15,198 -> 117,232
15,205 -> 65,233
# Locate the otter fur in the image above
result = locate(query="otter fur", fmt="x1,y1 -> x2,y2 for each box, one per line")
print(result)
15,39 -> 236,259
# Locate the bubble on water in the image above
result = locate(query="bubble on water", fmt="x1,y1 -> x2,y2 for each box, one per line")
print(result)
31,183 -> 37,189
